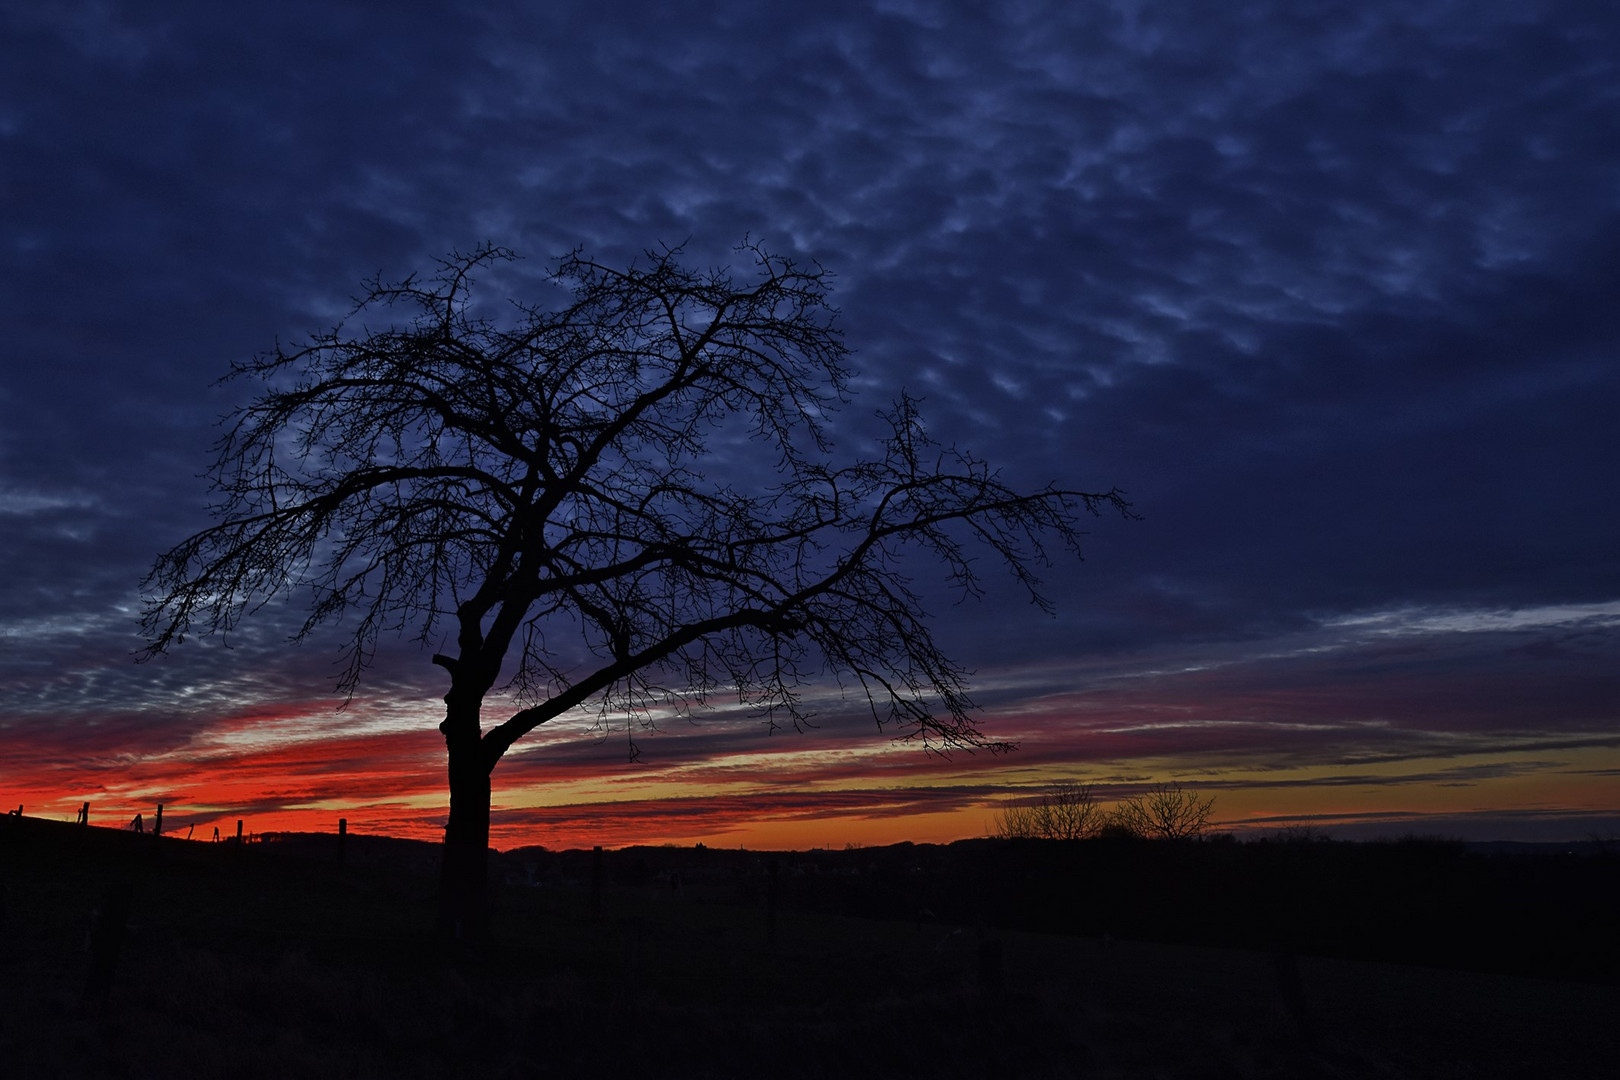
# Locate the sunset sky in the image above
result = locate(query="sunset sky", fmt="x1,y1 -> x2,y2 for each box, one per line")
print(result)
3,1 -> 1617,850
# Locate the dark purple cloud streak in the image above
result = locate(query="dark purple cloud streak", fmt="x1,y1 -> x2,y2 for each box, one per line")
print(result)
2,1 -> 1616,844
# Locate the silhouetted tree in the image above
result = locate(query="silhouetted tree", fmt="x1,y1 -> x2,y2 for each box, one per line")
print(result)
140,241 -> 1133,940
1112,782 -> 1216,840
994,781 -> 1104,840
993,798 -> 1042,840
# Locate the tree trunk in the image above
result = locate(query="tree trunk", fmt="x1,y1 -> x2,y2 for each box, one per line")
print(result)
437,692 -> 491,943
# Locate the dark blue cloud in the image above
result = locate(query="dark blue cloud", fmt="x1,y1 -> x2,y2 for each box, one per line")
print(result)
2,1 -> 1615,828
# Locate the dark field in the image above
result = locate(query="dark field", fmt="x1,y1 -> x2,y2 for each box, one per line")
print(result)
2,816 -> 1616,1079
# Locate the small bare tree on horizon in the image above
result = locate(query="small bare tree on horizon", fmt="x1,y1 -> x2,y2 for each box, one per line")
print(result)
993,781 -> 1106,840
1111,782 -> 1217,840
139,240 -> 1134,941
995,780 -> 1216,841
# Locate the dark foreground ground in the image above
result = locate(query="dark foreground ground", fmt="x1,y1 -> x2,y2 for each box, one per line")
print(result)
2,817 -> 1617,1079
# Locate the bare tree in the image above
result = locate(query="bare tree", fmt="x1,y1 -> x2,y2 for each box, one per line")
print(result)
1112,783 -> 1216,840
994,781 -> 1104,840
1040,781 -> 1107,840
140,241 -> 1134,939
993,798 -> 1041,840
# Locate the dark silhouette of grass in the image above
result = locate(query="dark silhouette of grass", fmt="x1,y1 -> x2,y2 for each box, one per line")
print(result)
3,815 -> 1616,1078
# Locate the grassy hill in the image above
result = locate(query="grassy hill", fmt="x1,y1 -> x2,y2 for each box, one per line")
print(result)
3,815 -> 1616,1078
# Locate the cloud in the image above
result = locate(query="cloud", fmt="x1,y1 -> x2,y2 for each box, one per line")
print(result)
2,1 -> 1616,846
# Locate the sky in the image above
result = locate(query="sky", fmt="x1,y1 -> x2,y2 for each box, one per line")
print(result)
2,1 -> 1617,850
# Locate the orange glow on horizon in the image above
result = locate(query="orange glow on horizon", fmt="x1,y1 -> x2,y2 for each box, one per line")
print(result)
7,700 -> 1618,850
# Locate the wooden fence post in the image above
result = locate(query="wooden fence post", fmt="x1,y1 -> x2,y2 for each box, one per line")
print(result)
338,818 -> 348,865
77,802 -> 89,826
153,804 -> 163,838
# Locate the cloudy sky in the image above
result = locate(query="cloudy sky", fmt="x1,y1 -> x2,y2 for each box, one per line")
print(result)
3,1 -> 1617,848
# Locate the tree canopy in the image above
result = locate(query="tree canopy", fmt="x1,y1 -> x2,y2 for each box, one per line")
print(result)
140,240 -> 1134,936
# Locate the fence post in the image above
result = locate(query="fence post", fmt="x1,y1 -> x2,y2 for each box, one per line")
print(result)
153,804 -> 164,838
236,820 -> 243,844
338,818 -> 348,865
77,802 -> 89,826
